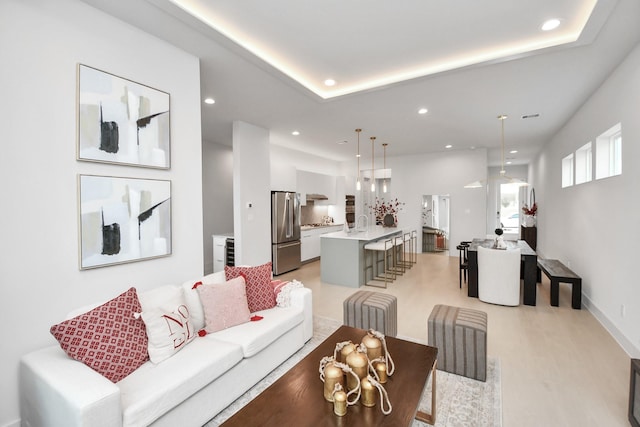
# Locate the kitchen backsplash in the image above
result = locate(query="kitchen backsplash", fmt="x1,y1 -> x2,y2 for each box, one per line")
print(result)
300,202 -> 330,225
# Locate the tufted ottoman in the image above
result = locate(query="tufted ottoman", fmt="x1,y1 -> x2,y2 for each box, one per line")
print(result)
427,304 -> 487,381
343,290 -> 397,337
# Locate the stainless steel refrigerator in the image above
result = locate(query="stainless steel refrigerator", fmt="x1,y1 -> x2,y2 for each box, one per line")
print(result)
271,191 -> 301,275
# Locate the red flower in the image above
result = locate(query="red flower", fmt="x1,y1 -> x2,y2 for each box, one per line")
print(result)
522,203 -> 538,216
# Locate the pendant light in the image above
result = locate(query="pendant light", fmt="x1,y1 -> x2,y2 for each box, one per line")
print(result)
382,143 -> 388,193
370,136 -> 376,192
355,129 -> 362,191
463,114 -> 528,188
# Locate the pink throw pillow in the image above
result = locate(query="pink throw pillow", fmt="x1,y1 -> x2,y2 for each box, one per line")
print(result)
198,276 -> 251,333
225,262 -> 276,313
50,288 -> 149,383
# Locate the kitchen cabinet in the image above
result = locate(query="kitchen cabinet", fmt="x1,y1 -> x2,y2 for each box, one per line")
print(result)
301,225 -> 343,261
297,170 -> 337,205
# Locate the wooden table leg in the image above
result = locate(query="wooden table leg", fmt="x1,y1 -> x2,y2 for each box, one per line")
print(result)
415,360 -> 437,425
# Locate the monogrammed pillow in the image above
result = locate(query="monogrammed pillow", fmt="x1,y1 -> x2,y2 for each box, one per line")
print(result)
140,288 -> 196,364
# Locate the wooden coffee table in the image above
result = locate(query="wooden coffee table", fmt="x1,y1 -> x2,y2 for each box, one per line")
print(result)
221,325 -> 438,426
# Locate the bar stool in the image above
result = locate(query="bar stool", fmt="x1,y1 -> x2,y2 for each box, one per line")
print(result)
364,238 -> 395,288
391,235 -> 407,275
457,242 -> 470,288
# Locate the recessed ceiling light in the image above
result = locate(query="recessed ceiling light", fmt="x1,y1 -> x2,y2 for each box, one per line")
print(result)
510,150 -> 518,154
541,19 -> 561,31
292,131 -> 300,136
324,79 -> 336,86
445,144 -> 452,149
418,108 -> 428,115
506,161 -> 513,165
204,97 -> 215,104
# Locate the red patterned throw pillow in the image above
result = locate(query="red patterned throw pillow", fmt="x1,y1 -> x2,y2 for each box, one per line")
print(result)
50,287 -> 149,383
225,262 -> 276,313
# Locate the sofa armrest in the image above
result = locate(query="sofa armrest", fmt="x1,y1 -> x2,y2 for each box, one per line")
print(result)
20,346 -> 123,427
288,287 -> 313,341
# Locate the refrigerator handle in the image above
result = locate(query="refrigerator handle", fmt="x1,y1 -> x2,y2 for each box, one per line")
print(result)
286,194 -> 293,238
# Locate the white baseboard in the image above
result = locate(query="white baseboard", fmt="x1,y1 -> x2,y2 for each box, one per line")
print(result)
583,294 -> 640,358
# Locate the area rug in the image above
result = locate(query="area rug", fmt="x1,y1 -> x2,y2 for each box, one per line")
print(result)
206,316 -> 502,426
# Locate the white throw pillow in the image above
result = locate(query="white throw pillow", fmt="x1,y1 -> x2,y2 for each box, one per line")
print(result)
140,287 -> 196,364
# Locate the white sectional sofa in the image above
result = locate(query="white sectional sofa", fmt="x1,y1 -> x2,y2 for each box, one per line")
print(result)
20,270 -> 313,427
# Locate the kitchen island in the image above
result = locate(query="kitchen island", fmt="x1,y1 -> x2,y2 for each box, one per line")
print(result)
320,226 -> 403,287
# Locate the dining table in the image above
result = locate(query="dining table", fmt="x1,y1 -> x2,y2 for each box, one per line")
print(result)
467,238 -> 538,306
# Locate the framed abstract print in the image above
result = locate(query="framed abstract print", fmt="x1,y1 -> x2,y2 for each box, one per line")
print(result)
77,64 -> 170,169
79,174 -> 171,269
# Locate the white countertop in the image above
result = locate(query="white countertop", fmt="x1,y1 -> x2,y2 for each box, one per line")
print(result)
300,223 -> 343,231
321,226 -> 403,241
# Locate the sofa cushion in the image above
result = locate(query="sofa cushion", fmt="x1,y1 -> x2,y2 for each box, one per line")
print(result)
118,336 -> 243,427
210,306 -> 304,357
140,287 -> 197,364
225,262 -> 276,313
50,287 -> 149,383
198,276 -> 251,333
181,271 -> 227,331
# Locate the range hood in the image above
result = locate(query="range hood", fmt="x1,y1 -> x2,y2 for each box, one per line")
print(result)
305,193 -> 328,201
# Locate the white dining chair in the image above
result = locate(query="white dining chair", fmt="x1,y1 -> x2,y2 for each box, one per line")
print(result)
477,245 -> 521,306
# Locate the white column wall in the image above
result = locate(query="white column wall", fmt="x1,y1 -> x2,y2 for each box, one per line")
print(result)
0,1 -> 204,425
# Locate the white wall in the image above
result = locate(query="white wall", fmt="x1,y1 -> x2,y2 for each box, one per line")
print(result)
530,42 -> 640,357
0,1 -> 204,425
202,142 -> 234,273
233,121 -> 271,266
340,148 -> 488,255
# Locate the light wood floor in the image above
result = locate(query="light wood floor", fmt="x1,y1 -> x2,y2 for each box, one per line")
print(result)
277,252 -> 631,427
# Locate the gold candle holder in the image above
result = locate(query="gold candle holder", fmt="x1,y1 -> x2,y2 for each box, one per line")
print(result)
346,350 -> 368,391
374,361 -> 387,384
339,341 -> 356,364
361,377 -> 377,407
361,332 -> 382,361
333,388 -> 347,416
323,362 -> 344,402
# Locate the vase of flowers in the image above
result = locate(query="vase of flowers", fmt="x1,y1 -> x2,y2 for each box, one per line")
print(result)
370,197 -> 405,226
522,202 -> 537,227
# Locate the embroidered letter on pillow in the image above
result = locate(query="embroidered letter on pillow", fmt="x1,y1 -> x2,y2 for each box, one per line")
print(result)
140,288 -> 196,364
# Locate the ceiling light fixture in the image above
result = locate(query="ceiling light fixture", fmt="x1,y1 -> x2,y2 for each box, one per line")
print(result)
510,150 -> 518,154
418,108 -> 428,115
324,79 -> 336,86
382,143 -> 388,193
464,115 -> 528,188
292,130 -> 300,136
541,19 -> 561,31
370,136 -> 376,192
445,144 -> 452,149
204,98 -> 215,104
355,129 -> 362,191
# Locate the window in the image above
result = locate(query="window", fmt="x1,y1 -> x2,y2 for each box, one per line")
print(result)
596,123 -> 622,180
562,154 -> 574,188
575,142 -> 592,185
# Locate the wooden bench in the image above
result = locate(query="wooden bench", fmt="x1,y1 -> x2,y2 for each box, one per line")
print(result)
537,259 -> 582,309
